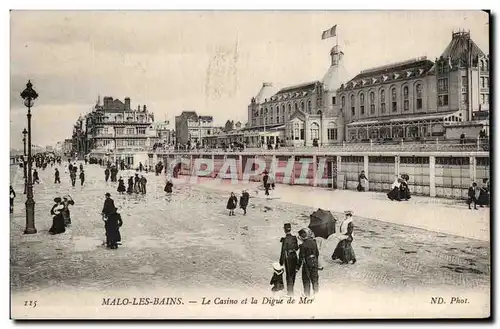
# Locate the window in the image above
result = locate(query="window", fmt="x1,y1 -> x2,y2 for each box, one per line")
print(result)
359,93 -> 365,115
486,77 -> 489,88
301,102 -> 306,113
327,128 -> 338,140
294,103 -> 298,111
380,90 -> 386,113
369,91 -> 375,115
415,84 -> 423,110
350,95 -> 355,116
485,94 -> 489,103
462,76 -> 468,86
288,104 -> 292,116
276,116 -> 280,123
137,128 -> 146,134
438,78 -> 448,92
310,123 -> 319,140
126,128 -> 135,135
481,77 -> 485,88
403,86 -> 409,111
116,128 -> 124,135
462,93 -> 468,106
332,96 -> 336,105
438,95 -> 449,106
282,105 -> 285,116
293,123 -> 300,140
341,96 -> 345,107
391,88 -> 397,112
481,94 -> 485,104
307,100 -> 312,112
480,60 -> 485,71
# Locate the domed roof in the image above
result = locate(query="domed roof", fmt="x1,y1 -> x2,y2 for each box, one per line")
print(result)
254,82 -> 276,104
322,47 -> 349,92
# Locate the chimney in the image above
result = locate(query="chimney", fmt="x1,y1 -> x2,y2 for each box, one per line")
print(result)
125,97 -> 131,110
143,105 -> 147,112
103,96 -> 113,109
137,105 -> 140,111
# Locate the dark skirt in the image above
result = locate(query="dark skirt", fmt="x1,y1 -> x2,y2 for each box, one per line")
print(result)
105,214 -> 122,248
117,183 -> 126,193
49,214 -> 66,234
477,190 -> 489,206
127,184 -> 134,194
331,239 -> 356,263
387,187 -> 401,201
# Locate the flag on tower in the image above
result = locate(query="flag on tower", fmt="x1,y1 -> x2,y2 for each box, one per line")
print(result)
321,25 -> 337,40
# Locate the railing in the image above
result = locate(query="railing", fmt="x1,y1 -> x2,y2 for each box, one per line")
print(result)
152,138 -> 489,155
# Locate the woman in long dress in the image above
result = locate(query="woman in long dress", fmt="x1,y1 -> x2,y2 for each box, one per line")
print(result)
331,211 -> 356,264
61,195 -> 75,226
49,198 -> 66,235
399,174 -> 411,200
387,177 -> 401,201
117,176 -> 126,194
126,176 -> 134,194
357,171 -> 368,192
164,179 -> 173,194
477,178 -> 490,207
105,210 -> 123,249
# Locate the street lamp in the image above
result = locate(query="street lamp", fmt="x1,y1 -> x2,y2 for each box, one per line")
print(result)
20,80 -> 38,234
22,128 -> 27,194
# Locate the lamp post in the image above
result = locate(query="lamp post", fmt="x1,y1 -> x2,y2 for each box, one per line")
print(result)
20,80 -> 38,234
22,128 -> 27,194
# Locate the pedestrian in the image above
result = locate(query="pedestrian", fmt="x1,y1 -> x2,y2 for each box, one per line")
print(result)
104,210 -> 123,249
140,175 -> 147,194
49,197 -> 66,235
280,223 -> 299,296
33,169 -> 40,184
239,190 -> 250,215
79,170 -> 85,186
400,174 -> 411,200
70,170 -> 76,187
297,228 -> 319,298
263,171 -> 269,192
269,174 -> 275,190
270,262 -> 285,295
164,179 -> 173,194
61,195 -> 75,226
54,168 -> 61,184
139,162 -> 144,172
101,193 -> 116,218
134,173 -> 140,193
79,163 -> 83,172
226,192 -> 238,216
387,176 -> 401,201
467,182 -> 479,210
331,211 -> 357,265
84,157 -> 88,165
127,176 -> 134,194
9,185 -> 16,214
117,177 -> 126,194
69,163 -> 73,173
477,178 -> 490,207
104,168 -> 110,182
357,171 -> 368,192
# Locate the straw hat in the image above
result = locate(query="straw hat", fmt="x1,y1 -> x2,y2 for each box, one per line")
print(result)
272,262 -> 284,274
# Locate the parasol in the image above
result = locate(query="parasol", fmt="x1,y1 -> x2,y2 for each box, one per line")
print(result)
308,208 -> 337,239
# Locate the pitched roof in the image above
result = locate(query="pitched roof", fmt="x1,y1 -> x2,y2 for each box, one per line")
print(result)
180,111 -> 198,120
440,31 -> 486,61
275,81 -> 319,95
349,58 -> 434,81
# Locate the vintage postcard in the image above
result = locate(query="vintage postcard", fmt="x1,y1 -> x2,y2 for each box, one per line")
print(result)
9,10 -> 490,320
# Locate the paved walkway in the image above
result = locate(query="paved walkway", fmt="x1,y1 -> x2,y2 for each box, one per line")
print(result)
186,177 -> 490,242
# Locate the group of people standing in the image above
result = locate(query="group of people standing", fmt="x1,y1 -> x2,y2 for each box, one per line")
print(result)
273,211 -> 356,298
387,174 -> 411,201
468,178 -> 490,210
226,190 -> 250,216
104,165 -> 120,183
49,195 -> 75,235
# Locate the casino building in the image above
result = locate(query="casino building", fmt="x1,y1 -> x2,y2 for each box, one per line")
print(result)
247,30 -> 489,145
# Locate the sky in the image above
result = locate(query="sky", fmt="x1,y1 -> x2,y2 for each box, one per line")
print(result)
9,10 -> 489,149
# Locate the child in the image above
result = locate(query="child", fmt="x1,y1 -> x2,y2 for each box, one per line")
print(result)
226,192 -> 238,216
270,262 -> 284,294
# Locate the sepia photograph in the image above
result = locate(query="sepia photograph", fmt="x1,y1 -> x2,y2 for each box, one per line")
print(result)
9,9 -> 491,320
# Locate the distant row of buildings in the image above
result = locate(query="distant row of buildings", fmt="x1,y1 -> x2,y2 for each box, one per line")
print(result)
66,29 -> 489,159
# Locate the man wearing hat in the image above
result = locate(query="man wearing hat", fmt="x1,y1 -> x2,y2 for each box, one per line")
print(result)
297,228 -> 320,297
279,223 -> 299,296
101,193 -> 117,218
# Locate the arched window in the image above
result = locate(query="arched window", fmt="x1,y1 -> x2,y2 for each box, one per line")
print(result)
307,100 -> 312,113
301,101 -> 306,112
327,122 -> 338,140
403,86 -> 409,111
310,122 -> 320,140
486,59 -> 489,71
265,107 -> 268,115
288,104 -> 292,116
480,60 -> 485,71
294,102 -> 298,111
391,88 -> 397,112
341,96 -> 345,108
359,93 -> 365,115
415,84 -> 423,110
369,91 -> 375,114
282,105 -> 285,115
380,90 -> 386,113
293,122 -> 300,140
350,94 -> 355,116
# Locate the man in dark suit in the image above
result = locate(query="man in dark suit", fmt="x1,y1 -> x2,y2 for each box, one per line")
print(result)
279,223 -> 299,296
101,193 -> 116,218
297,228 -> 320,298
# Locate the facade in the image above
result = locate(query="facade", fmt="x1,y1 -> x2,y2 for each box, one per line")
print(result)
247,45 -> 348,147
63,139 -> 73,155
247,30 -> 489,146
175,111 -> 215,147
340,31 -> 489,142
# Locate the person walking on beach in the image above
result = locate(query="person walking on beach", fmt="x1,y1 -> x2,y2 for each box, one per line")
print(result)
239,190 -> 250,215
104,168 -> 110,182
54,168 -> 61,184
